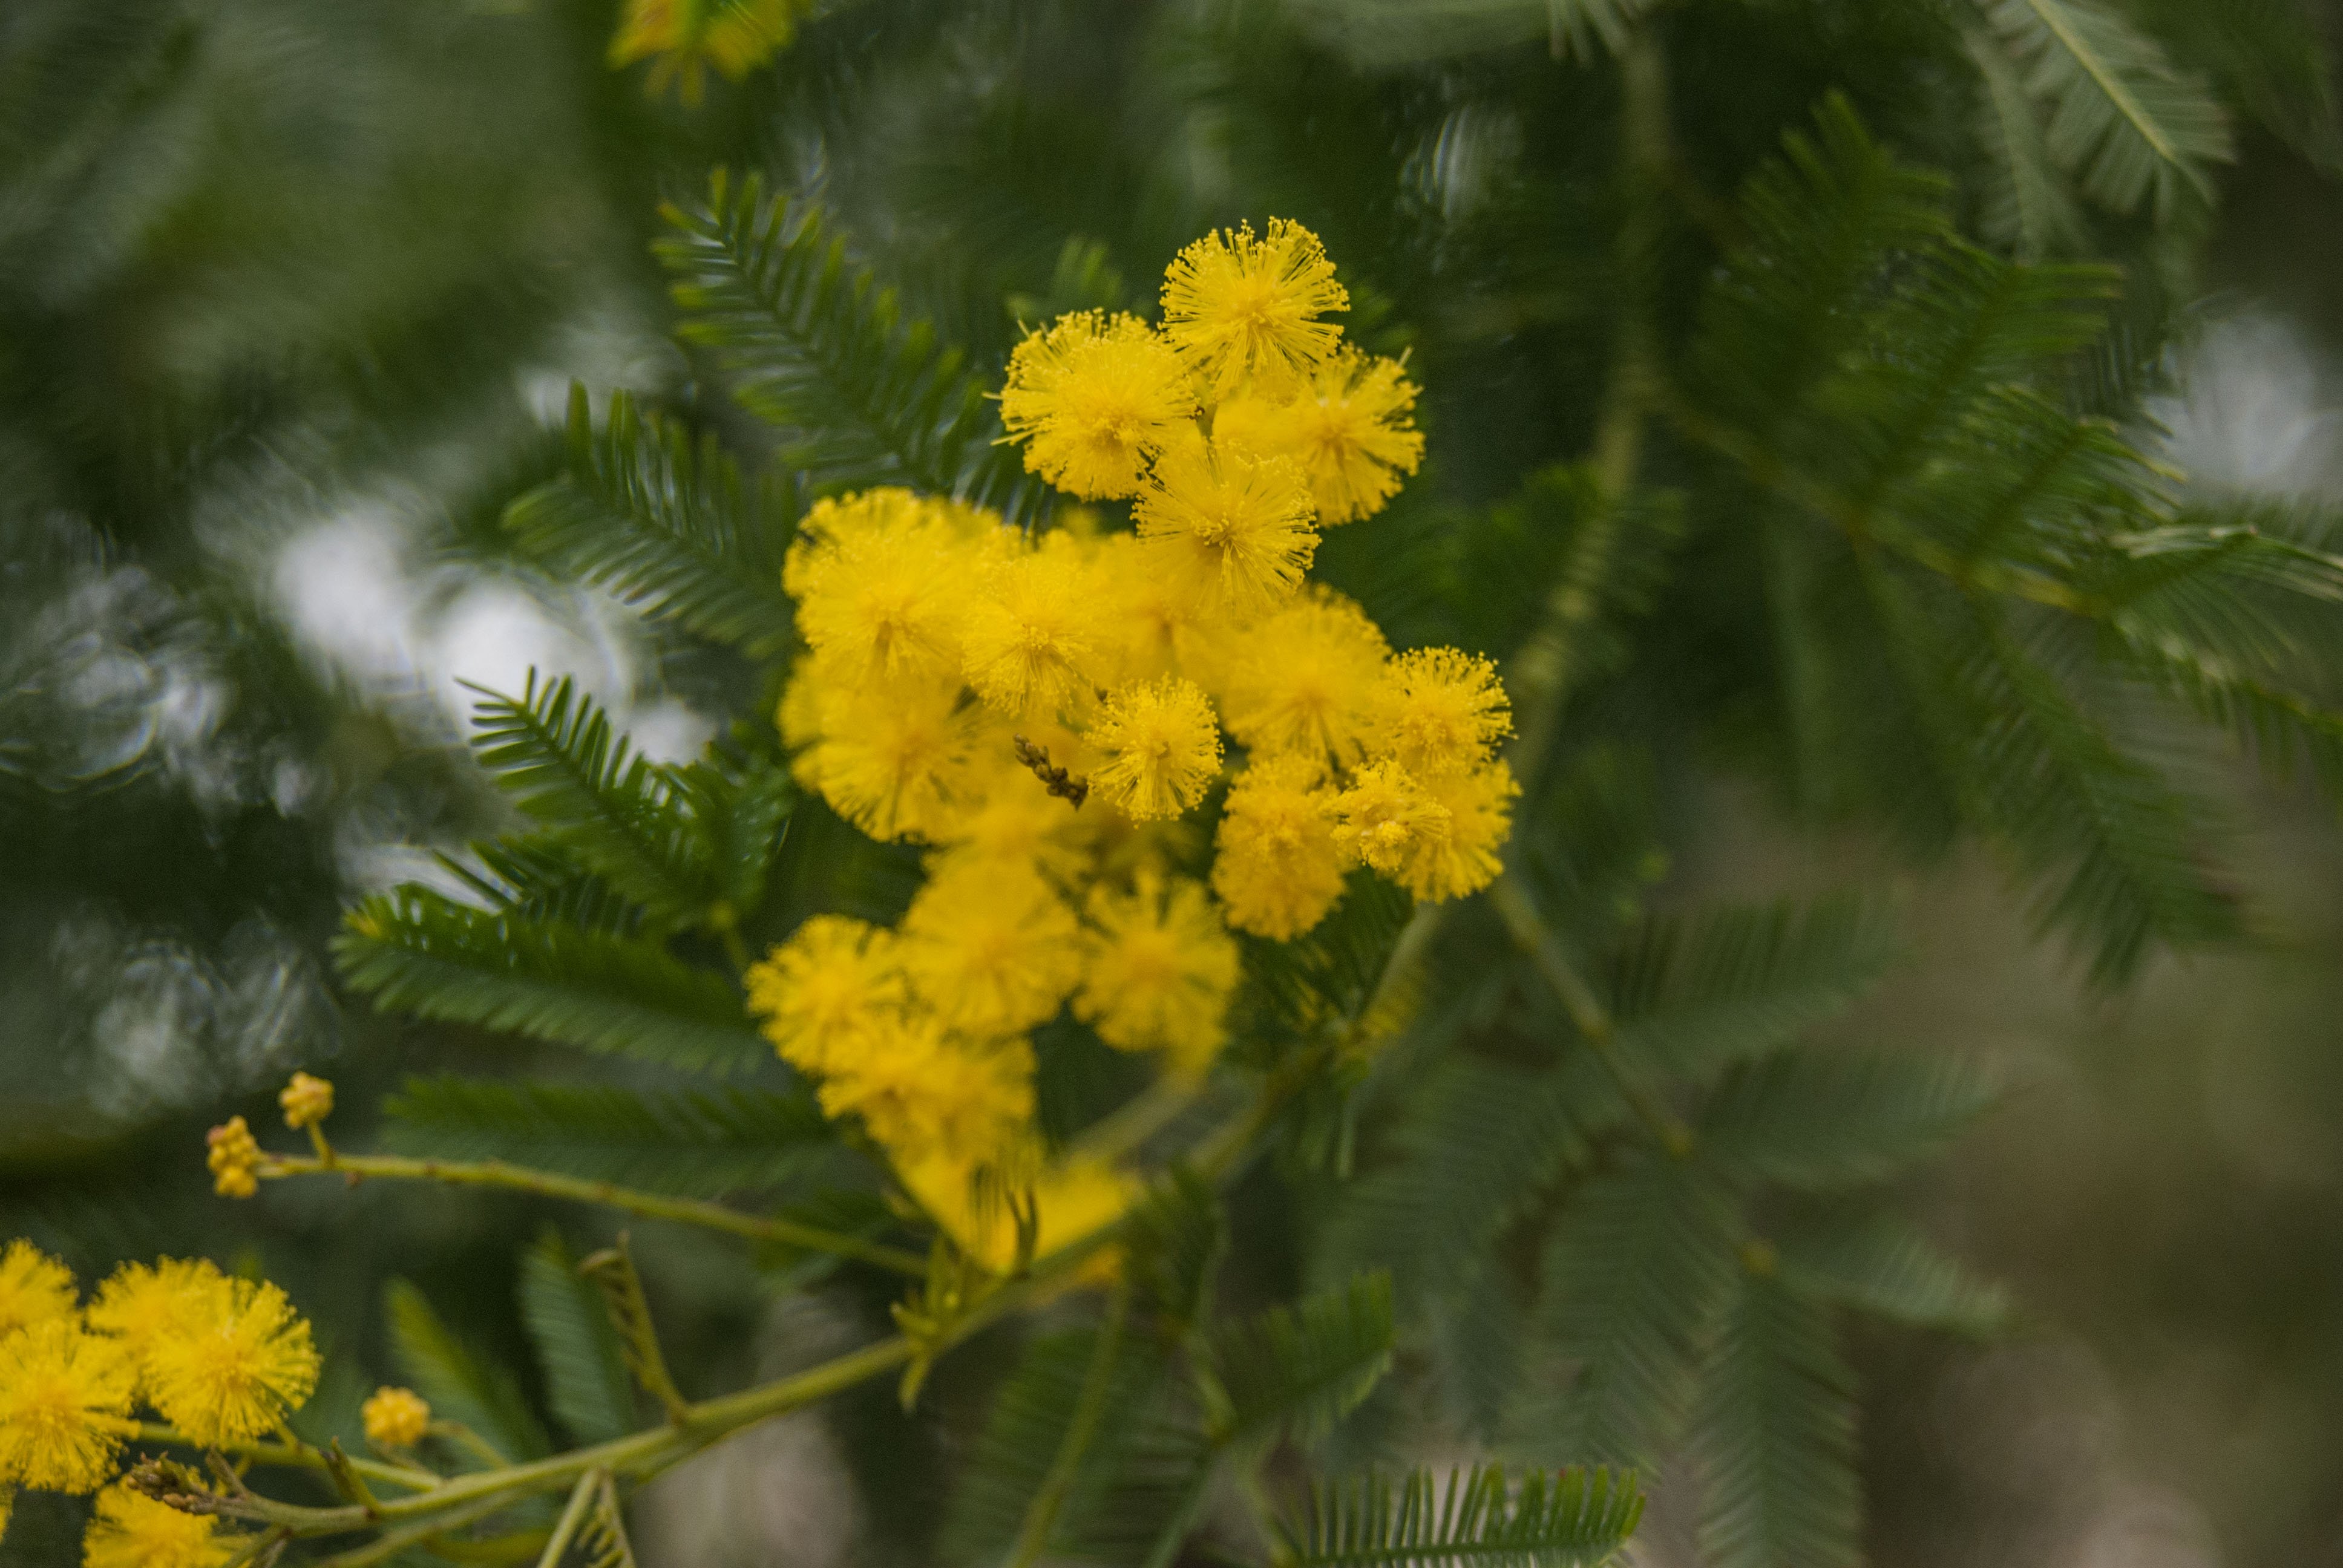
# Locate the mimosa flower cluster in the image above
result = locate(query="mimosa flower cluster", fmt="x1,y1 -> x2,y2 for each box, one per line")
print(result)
755,220 -> 1516,1260
0,1238 -> 323,1565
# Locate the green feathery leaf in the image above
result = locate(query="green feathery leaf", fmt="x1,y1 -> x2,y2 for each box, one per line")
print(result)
1700,1048 -> 2007,1192
1776,1212 -> 2010,1338
1291,0 -> 1658,67
505,385 -> 799,658
1527,1158 -> 1739,1467
465,673 -> 718,927
1276,1464 -> 1644,1568
941,1324 -> 1202,1566
384,1075 -> 830,1197
1964,26 -> 2088,258
1207,1271 -> 1397,1453
1694,1270 -> 1861,1568
1979,0 -> 2233,221
1605,894 -> 1904,1081
336,889 -> 768,1073
519,1230 -> 637,1446
657,170 -> 1041,518
385,1278 -> 552,1466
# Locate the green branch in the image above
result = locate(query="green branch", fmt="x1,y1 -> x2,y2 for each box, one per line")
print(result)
1487,874 -> 1696,1158
257,1151 -> 926,1276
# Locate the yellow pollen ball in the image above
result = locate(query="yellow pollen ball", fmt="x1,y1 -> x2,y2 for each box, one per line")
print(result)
960,548 -> 1107,719
361,1387 -> 433,1451
1160,218 -> 1349,398
744,916 -> 907,1077
900,860 -> 1084,1036
1210,753 -> 1348,940
1135,441 -> 1319,621
82,1483 -> 236,1568
1327,760 -> 1451,875
1371,647 -> 1513,778
815,1016 -> 1036,1170
785,665 -> 977,843
86,1257 -> 227,1390
1083,677 -> 1223,823
0,1240 -> 76,1341
144,1275 -> 320,1448
1000,311 -> 1197,499
1395,760 -> 1520,902
0,1319 -> 136,1494
1214,348 -> 1425,524
1075,874 -> 1240,1080
1216,586 -> 1389,765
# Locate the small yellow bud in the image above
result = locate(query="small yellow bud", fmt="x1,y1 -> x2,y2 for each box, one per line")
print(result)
279,1072 -> 335,1131
362,1386 -> 431,1450
205,1117 -> 261,1200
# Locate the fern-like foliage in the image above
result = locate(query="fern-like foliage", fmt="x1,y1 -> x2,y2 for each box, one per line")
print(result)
1694,1271 -> 1861,1568
1671,98 -> 2343,978
1775,1211 -> 2010,1338
336,889 -> 768,1072
505,385 -> 799,658
1276,1464 -> 1644,1568
1292,0 -> 1656,67
520,1231 -> 638,1446
385,1278 -> 553,1465
1206,1271 -> 1397,1452
1605,895 -> 1904,1079
657,170 -> 1042,518
386,1075 -> 829,1197
1699,1048 -> 2007,1191
1530,1158 -> 1739,1467
465,675 -> 719,927
1977,0 -> 2233,221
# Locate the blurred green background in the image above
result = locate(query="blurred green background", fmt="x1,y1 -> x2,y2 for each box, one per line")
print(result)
5,1 -> 2343,1564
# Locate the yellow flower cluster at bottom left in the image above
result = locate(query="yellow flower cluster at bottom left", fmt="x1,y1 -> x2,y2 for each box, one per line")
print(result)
0,1239 -> 321,1562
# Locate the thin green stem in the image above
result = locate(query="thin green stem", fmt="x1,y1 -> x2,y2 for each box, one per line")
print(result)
532,1471 -> 602,1568
431,1421 -> 512,1471
1005,1274 -> 1133,1568
257,1151 -> 927,1276
133,1425 -> 442,1493
1488,872 -> 1696,1157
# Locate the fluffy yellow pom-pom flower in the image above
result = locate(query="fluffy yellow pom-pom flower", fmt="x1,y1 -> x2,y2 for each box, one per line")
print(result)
0,1319 -> 135,1493
1135,440 -> 1318,620
82,1483 -> 235,1568
0,1240 -> 75,1341
85,1258 -> 225,1391
1083,678 -> 1224,822
1327,760 -> 1451,875
745,916 -> 908,1076
900,860 -> 1084,1036
960,547 -> 1107,719
1160,218 -> 1348,398
795,524 -> 970,690
205,1117 -> 261,1200
786,668 -> 977,842
1210,754 -> 1348,940
1000,312 -> 1197,499
928,746 -> 1092,881
1215,348 -> 1424,524
816,1018 -> 1036,1169
1075,874 -> 1241,1079
361,1387 -> 432,1451
1216,587 -> 1389,765
1371,647 -> 1513,778
1394,760 -> 1520,902
145,1275 -> 320,1448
